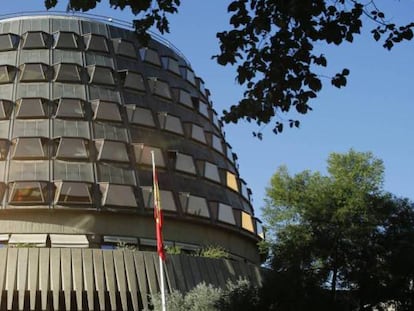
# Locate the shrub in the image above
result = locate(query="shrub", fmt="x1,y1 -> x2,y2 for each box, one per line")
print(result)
166,245 -> 182,255
216,278 -> 260,311
151,283 -> 222,311
198,245 -> 229,259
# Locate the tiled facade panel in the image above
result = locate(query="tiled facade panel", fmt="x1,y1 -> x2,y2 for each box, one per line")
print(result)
0,15 -> 261,258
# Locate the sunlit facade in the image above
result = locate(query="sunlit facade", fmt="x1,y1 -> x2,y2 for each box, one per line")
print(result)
0,14 -> 263,310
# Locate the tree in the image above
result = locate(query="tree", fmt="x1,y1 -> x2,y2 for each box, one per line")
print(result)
44,1 -> 414,136
261,150 -> 414,310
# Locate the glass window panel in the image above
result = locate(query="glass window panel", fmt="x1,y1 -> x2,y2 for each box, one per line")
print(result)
88,86 -> 120,102
55,138 -> 89,159
11,137 -> 47,159
8,181 -> 49,204
9,161 -> 49,180
0,140 -> 9,160
0,65 -> 17,84
15,98 -> 47,119
161,57 -> 180,75
226,144 -> 233,161
97,163 -> 135,185
212,111 -> 221,128
148,78 -> 171,99
12,120 -> 49,138
139,48 -> 161,66
0,33 -> 19,51
241,181 -> 249,200
112,39 -> 136,58
93,122 -> 127,141
91,100 -> 121,122
198,79 -> 207,96
187,69 -> 196,85
54,63 -> 82,82
204,162 -> 220,183
54,181 -> 92,204
241,211 -> 254,232
133,144 -> 165,167
0,100 -> 12,119
126,105 -> 155,127
199,100 -> 209,118
226,172 -> 239,192
218,203 -> 236,225
85,53 -> 113,67
0,162 -> 4,181
84,34 -> 109,53
53,83 -> 85,99
55,98 -> 84,119
53,119 -> 89,138
175,153 -> 196,175
212,135 -> 224,153
53,50 -> 82,65
53,160 -> 94,182
180,193 -> 210,218
119,71 -> 145,92
0,51 -> 17,66
53,32 -> 78,49
22,32 -> 49,49
141,186 -> 176,211
100,183 -> 137,207
19,50 -> 49,64
95,140 -> 129,162
256,220 -> 264,238
0,121 -> 8,139
158,113 -> 183,135
177,89 -> 193,108
20,63 -> 49,82
180,67 -> 196,85
191,124 -> 206,143
88,66 -> 115,86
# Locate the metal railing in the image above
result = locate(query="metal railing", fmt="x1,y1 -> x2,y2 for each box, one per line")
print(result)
0,10 -> 192,66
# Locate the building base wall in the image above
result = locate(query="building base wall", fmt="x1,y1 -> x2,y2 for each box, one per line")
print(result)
0,248 -> 262,311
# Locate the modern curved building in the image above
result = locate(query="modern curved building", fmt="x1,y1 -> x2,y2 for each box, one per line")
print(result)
0,14 -> 263,310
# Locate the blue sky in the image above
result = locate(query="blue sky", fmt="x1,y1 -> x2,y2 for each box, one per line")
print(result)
3,1 -> 414,218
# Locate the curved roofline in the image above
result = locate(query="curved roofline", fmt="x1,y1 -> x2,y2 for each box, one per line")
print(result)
0,11 -> 191,66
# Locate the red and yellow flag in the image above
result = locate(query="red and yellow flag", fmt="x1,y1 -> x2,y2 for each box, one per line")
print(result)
153,168 -> 166,261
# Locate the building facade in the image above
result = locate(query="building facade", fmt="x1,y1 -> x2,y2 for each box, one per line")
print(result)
0,14 -> 263,310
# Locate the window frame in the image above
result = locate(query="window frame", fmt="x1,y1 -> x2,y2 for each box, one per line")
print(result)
99,183 -> 137,208
19,63 -> 51,82
0,65 -> 17,84
15,97 -> 49,119
87,65 -> 115,86
83,33 -> 109,53
22,31 -> 51,49
53,31 -> 80,50
10,137 -> 49,160
54,137 -> 90,160
53,181 -> 93,205
54,98 -> 86,119
8,181 -> 50,205
0,33 -> 20,51
53,63 -> 83,83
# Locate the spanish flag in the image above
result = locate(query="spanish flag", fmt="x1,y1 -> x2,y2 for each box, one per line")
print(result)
153,164 -> 166,261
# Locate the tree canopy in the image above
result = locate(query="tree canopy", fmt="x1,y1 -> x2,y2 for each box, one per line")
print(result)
261,150 -> 414,310
45,1 -> 414,136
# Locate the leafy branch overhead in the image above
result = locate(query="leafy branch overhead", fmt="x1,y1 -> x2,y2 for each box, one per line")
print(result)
45,0 -> 414,136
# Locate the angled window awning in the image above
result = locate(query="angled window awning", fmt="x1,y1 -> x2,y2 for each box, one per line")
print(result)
9,234 -> 47,247
0,234 -> 9,242
50,234 -> 89,248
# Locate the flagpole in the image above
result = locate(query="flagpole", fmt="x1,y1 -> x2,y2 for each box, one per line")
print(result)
151,151 -> 167,311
